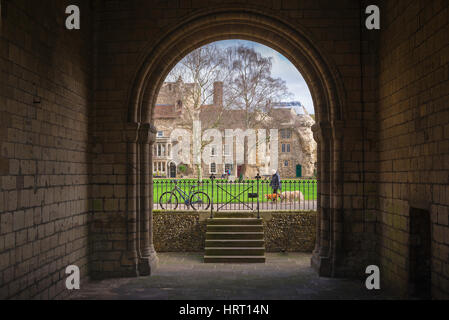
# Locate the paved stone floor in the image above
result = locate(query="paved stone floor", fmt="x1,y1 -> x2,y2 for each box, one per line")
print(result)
71,253 -> 399,300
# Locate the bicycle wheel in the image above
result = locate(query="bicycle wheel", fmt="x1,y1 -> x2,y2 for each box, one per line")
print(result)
190,192 -> 210,211
159,192 -> 178,210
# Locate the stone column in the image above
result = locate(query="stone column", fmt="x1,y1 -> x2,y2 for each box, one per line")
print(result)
311,123 -> 322,254
330,121 -> 344,276
311,121 -> 333,276
123,123 -> 140,276
138,123 -> 159,275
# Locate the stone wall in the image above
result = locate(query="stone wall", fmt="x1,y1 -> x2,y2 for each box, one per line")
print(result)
377,0 -> 449,298
153,211 -> 316,253
0,0 -> 92,299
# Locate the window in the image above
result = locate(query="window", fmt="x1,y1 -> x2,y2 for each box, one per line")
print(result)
281,129 -> 292,139
287,144 -> 291,153
157,144 -> 162,157
223,144 -> 231,156
211,146 -> 216,156
157,131 -> 164,137
210,163 -> 217,174
284,160 -> 289,167
282,144 -> 285,153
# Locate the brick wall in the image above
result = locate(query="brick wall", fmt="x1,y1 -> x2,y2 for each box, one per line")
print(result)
377,0 -> 449,298
0,0 -> 92,299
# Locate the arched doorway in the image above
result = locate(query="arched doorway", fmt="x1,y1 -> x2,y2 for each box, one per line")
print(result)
125,6 -> 346,277
169,162 -> 177,178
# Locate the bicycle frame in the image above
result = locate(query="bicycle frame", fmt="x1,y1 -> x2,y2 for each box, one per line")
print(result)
172,185 -> 191,204
171,184 -> 203,205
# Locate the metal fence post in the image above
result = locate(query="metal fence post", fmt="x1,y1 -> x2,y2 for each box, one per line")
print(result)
210,174 -> 215,219
255,173 -> 261,219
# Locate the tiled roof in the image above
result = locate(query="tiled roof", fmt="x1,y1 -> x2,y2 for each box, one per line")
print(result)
153,105 -> 181,119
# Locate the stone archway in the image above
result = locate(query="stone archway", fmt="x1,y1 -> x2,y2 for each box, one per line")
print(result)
126,5 -> 347,277
169,162 -> 177,179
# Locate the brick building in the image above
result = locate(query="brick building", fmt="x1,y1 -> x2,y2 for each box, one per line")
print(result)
152,80 -> 317,178
0,0 -> 448,299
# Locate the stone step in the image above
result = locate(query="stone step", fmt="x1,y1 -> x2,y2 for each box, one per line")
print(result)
212,213 -> 257,218
205,239 -> 265,247
207,225 -> 264,232
204,256 -> 266,263
205,247 -> 265,256
206,232 -> 264,240
207,218 -> 263,225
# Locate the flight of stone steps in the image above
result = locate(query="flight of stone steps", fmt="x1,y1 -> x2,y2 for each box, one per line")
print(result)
204,217 -> 266,263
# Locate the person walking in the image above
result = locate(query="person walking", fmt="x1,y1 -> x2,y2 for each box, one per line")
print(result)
270,169 -> 282,200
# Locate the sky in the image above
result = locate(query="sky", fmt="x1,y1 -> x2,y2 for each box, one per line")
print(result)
168,39 -> 315,115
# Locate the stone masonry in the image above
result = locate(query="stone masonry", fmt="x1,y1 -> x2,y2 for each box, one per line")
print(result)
152,79 -> 317,179
153,211 -> 316,253
0,0 -> 91,299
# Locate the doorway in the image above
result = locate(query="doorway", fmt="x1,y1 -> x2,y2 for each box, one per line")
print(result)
296,164 -> 302,178
237,165 -> 243,177
409,207 -> 431,299
126,6 -> 346,278
169,162 -> 177,178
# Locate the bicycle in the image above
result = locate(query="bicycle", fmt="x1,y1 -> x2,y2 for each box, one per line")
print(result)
159,180 -> 211,211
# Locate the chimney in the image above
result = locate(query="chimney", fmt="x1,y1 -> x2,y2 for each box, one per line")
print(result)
213,82 -> 223,107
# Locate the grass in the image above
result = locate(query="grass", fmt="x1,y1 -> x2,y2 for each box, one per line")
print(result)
153,178 -> 317,204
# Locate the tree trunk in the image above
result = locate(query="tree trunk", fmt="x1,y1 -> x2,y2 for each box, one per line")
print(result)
196,163 -> 203,181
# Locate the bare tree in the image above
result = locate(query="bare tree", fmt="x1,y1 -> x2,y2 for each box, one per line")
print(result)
224,46 -> 292,176
225,46 -> 292,128
166,44 -> 233,180
164,44 -> 292,179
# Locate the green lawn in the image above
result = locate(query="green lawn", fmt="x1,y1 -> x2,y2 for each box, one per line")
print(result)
153,178 -> 317,204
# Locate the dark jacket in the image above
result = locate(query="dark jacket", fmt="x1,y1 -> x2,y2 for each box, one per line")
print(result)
270,172 -> 281,190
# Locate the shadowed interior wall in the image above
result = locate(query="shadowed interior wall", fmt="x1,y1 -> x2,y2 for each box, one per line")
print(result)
0,0 -> 92,299
377,0 -> 449,298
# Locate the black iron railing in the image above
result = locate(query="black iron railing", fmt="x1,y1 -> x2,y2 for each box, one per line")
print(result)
153,175 -> 318,216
